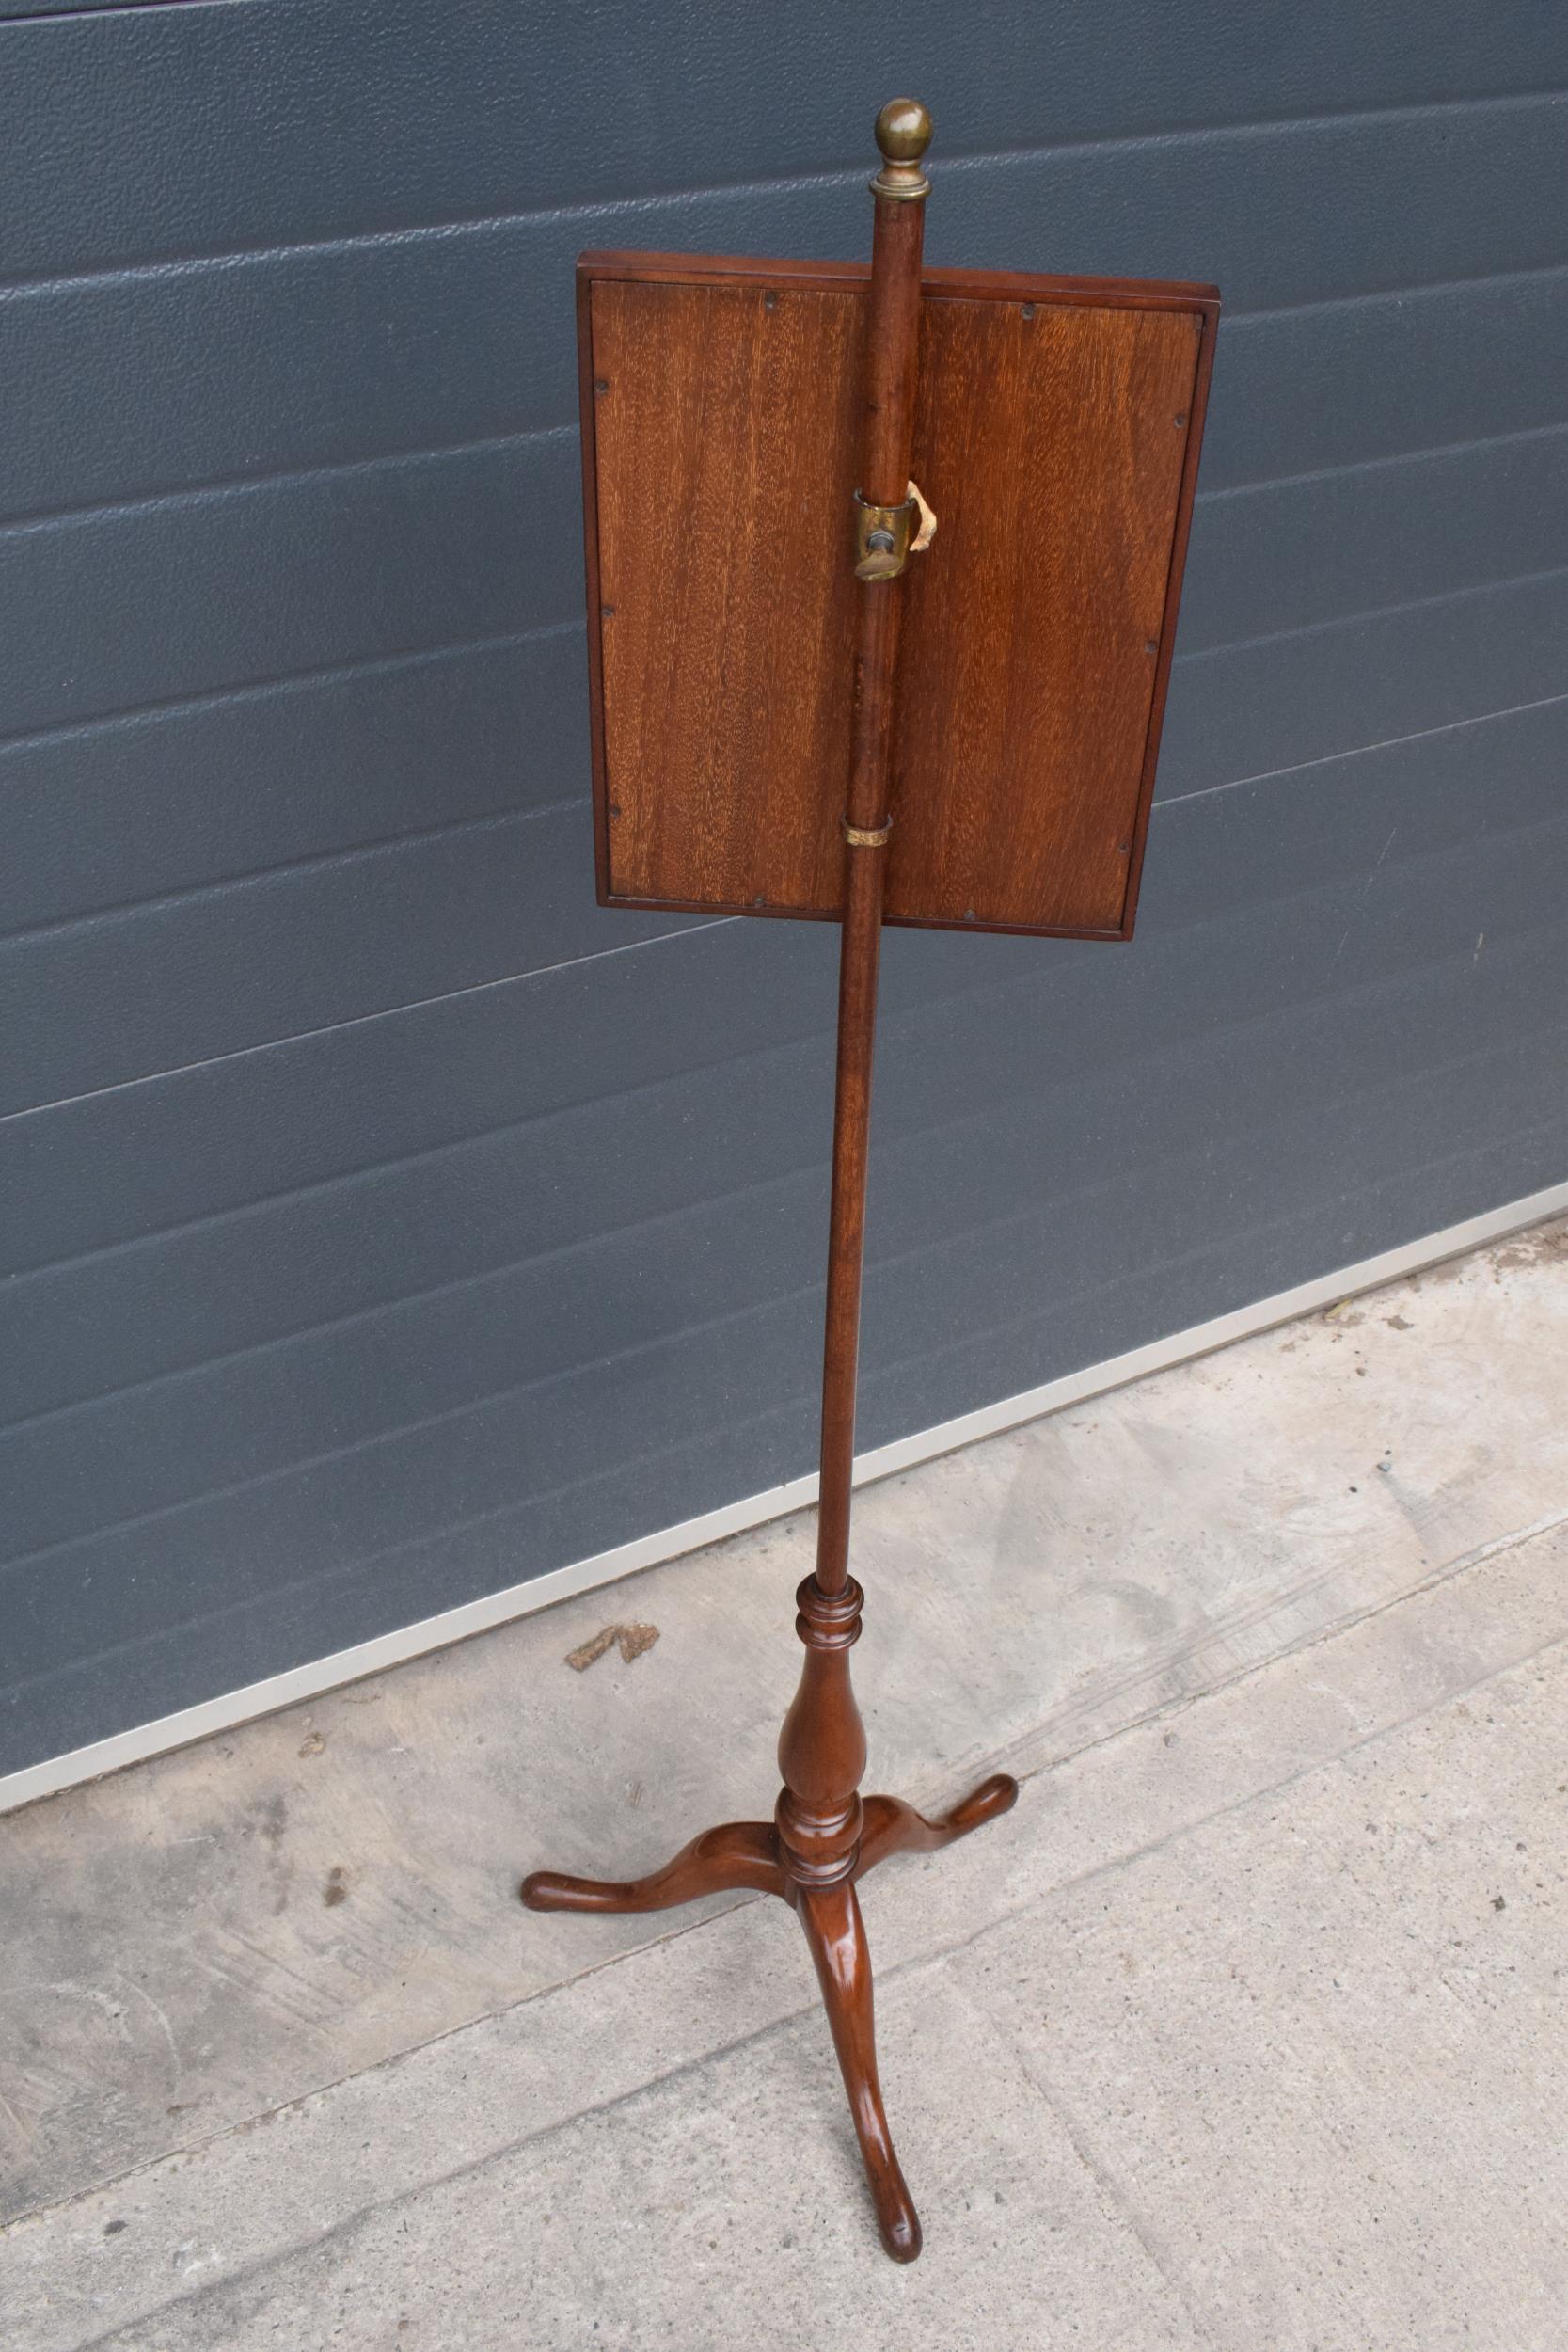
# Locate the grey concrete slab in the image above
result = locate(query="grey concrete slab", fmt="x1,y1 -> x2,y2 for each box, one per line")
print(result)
1,1219 -> 1563,2233
3,1520 -> 1563,2351
967,1629 -> 1568,2350
74,1973 -> 1210,2352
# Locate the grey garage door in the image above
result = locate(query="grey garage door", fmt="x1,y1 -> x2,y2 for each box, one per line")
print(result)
4,4 -> 1566,1785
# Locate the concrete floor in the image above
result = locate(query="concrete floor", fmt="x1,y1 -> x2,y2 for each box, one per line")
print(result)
2,1216 -> 1565,2348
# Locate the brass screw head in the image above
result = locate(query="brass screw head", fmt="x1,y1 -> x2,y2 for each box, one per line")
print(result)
870,97 -> 933,199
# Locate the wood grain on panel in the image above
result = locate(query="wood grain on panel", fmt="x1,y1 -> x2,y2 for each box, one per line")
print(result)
582,258 -> 1215,940
890,294 -> 1202,934
589,277 -> 861,918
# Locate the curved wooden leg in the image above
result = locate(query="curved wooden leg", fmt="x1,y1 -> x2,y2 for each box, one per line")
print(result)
520,1820 -> 782,1914
794,1878 -> 921,2263
855,1772 -> 1019,1882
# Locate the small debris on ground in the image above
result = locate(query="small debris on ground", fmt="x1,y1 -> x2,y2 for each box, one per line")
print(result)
298,1729 -> 325,1757
566,1623 -> 661,1672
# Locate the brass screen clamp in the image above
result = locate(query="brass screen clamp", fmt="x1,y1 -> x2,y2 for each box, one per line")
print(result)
853,480 -> 938,582
842,815 -> 893,848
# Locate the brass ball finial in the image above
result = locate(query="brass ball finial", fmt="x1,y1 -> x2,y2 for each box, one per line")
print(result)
876,98 -> 933,164
870,97 -> 932,200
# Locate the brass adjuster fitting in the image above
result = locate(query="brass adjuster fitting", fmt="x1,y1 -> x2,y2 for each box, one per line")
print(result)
853,480 -> 938,582
843,816 -> 892,848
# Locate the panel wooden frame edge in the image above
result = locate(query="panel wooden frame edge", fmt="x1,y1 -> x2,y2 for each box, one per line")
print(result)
577,251 -> 1221,939
578,248 -> 1220,313
1117,294 -> 1220,939
577,262 -> 613,907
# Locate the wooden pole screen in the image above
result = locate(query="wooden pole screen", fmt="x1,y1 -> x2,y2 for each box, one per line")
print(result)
522,100 -> 1219,2265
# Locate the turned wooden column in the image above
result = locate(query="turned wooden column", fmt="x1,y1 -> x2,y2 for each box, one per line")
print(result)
775,104 -> 930,1899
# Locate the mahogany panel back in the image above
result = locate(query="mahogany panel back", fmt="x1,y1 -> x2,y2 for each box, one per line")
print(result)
580,252 -> 1217,941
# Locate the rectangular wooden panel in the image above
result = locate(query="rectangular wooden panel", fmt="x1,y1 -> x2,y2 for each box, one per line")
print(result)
585,272 -> 862,919
580,252 -> 1217,940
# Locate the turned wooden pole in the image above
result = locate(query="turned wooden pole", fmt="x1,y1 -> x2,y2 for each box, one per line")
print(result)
812,109 -> 930,1606
775,101 -> 932,1898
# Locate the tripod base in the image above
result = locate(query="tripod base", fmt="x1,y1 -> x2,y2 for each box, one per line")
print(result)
521,1771 -> 1018,2261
